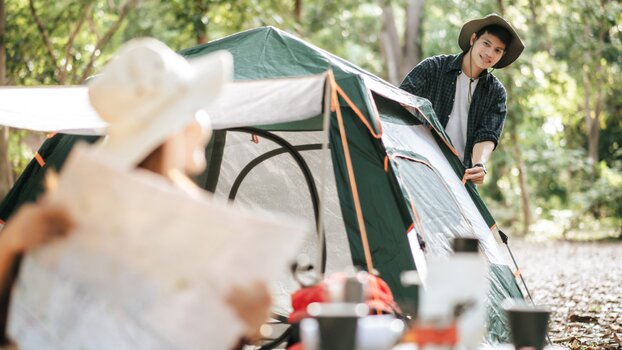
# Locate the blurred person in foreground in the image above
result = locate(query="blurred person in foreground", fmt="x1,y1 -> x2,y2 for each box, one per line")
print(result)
0,38 -> 270,349
400,14 -> 524,185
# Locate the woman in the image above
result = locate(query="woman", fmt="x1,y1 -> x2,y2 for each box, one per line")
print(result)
0,38 -> 271,349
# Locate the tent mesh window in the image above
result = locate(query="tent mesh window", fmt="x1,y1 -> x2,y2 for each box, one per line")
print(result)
201,128 -> 353,316
392,155 -> 473,255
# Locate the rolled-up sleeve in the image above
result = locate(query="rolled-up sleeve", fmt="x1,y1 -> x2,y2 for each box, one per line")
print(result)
473,83 -> 507,149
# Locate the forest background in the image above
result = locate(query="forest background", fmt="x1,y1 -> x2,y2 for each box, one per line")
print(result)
0,0 -> 620,240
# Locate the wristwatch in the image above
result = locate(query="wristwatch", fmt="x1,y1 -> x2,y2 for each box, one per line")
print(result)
473,162 -> 487,174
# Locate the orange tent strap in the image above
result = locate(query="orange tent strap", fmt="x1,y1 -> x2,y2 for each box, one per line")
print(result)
328,71 -> 375,274
384,156 -> 388,172
328,71 -> 383,317
34,152 -> 45,167
251,134 -> 259,144
335,85 -> 382,139
490,223 -> 498,231
513,269 -> 521,278
407,222 -> 415,234
46,132 -> 57,139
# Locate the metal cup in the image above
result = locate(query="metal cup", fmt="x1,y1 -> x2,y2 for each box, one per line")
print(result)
503,300 -> 551,350
307,302 -> 368,350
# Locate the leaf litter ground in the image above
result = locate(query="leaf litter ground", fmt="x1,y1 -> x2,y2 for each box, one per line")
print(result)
511,239 -> 622,350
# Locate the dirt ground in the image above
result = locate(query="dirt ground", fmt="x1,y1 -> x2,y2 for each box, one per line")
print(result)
509,238 -> 622,350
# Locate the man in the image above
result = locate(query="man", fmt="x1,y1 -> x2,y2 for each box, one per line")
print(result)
400,14 -> 524,184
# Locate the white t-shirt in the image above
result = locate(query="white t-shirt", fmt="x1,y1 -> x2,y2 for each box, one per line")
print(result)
445,72 -> 478,162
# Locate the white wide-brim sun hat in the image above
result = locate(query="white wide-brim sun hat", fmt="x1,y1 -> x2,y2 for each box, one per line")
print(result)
88,37 -> 233,169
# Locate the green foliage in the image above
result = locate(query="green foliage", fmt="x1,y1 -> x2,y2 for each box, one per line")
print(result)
5,0 -> 138,85
7,130 -> 39,177
304,1 -> 384,75
572,161 -> 622,220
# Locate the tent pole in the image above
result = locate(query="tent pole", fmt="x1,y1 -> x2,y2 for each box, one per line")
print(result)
499,230 -> 534,303
505,243 -> 534,303
499,229 -> 552,345
315,71 -> 332,280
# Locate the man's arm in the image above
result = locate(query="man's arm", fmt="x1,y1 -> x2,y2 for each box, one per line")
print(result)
472,141 -> 495,166
399,57 -> 437,97
464,141 -> 495,185
465,80 -> 508,185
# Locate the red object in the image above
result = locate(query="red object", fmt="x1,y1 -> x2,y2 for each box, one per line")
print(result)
287,343 -> 304,350
288,273 -> 399,324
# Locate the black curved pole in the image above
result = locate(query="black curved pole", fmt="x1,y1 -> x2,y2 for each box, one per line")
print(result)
225,127 -> 327,274
228,144 -> 323,201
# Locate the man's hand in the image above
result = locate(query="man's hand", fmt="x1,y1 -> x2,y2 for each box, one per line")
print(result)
464,163 -> 487,185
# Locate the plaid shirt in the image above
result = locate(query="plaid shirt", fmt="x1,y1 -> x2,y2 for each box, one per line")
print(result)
399,53 -> 507,167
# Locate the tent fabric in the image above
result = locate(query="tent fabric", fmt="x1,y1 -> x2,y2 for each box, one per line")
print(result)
208,74 -> 325,130
379,121 -> 504,265
0,87 -> 106,135
0,74 -> 326,135
375,92 -> 520,340
487,264 -> 524,342
181,27 -> 385,135
184,27 -> 418,301
0,135 -> 99,223
0,26 -> 523,342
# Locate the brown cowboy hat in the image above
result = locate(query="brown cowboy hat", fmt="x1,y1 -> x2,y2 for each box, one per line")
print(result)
458,14 -> 524,69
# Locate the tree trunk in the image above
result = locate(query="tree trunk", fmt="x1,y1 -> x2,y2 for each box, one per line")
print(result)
0,0 -> 13,200
294,0 -> 302,24
582,53 -> 600,164
587,82 -> 602,164
497,0 -> 505,15
0,0 -> 4,85
527,0 -> 552,53
586,25 -> 607,165
511,133 -> 533,234
193,0 -> 208,45
400,0 -> 424,77
498,0 -> 531,234
380,1 -> 401,85
381,0 -> 425,85
581,17 -> 608,166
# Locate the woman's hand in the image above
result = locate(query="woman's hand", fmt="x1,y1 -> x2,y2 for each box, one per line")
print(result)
226,282 -> 272,342
0,202 -> 75,256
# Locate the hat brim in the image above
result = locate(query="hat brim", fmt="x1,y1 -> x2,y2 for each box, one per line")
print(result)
96,50 -> 233,169
458,14 -> 524,69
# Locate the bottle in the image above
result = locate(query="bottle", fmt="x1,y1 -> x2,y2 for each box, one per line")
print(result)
415,236 -> 489,350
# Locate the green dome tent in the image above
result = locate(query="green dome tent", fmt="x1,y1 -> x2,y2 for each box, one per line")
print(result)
0,26 -> 524,342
